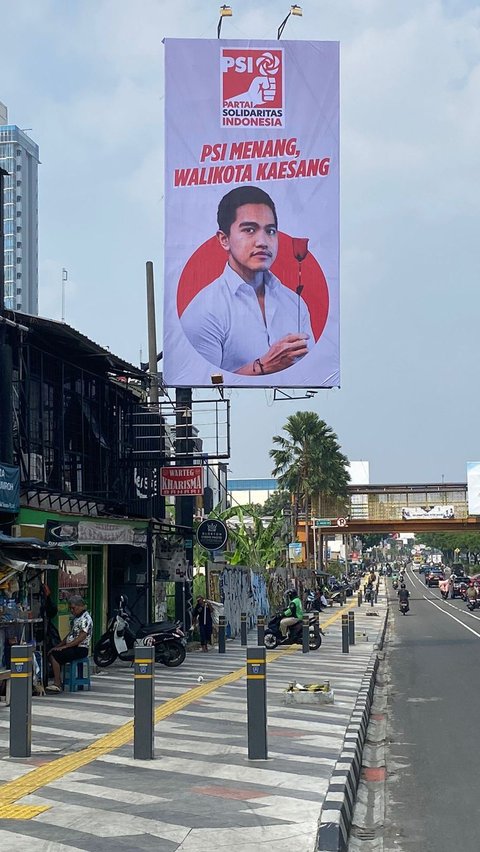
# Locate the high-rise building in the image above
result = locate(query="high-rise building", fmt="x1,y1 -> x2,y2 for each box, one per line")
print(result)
0,101 -> 39,313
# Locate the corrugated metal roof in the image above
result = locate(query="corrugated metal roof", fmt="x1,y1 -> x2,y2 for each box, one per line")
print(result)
5,310 -> 145,378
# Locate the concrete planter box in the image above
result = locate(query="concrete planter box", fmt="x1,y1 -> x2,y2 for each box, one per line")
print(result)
283,688 -> 334,705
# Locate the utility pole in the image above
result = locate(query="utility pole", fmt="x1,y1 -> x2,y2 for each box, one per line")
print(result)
146,262 -> 159,406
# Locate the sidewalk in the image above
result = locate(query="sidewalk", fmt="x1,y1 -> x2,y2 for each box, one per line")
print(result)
0,591 -> 387,852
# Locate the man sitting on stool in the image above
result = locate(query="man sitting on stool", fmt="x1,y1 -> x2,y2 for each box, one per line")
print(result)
47,595 -> 93,694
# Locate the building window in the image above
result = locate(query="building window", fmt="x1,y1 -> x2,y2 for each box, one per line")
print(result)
16,211 -> 21,217
16,257 -> 21,263
17,273 -> 21,279
16,226 -> 21,233
16,241 -> 21,249
16,180 -> 21,187
16,165 -> 21,172
16,195 -> 21,202
16,288 -> 21,295
16,304 -> 21,310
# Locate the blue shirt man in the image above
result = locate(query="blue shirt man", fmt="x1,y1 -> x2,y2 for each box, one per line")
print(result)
180,186 -> 313,376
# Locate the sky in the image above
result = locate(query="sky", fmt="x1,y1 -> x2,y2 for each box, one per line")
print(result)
2,0 -> 480,484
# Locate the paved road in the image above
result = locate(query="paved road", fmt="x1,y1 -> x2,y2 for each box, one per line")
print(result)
384,566 -> 480,852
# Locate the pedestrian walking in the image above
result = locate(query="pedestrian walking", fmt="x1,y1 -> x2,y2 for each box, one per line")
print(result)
192,596 -> 213,652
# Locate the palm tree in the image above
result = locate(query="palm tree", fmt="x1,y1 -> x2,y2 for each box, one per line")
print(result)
270,411 -> 350,567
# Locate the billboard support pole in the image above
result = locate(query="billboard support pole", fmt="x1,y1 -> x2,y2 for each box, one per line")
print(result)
175,387 -> 194,631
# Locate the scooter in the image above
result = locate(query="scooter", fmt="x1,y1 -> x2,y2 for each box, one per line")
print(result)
466,598 -> 480,612
94,596 -> 186,668
264,612 -> 323,650
399,598 -> 409,615
440,589 -> 449,600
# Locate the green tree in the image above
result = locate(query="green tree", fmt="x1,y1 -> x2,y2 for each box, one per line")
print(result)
209,505 -> 286,570
269,411 -> 349,566
262,489 -> 291,516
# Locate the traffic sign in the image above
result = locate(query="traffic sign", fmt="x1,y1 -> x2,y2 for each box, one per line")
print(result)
336,517 -> 348,528
315,519 -> 332,527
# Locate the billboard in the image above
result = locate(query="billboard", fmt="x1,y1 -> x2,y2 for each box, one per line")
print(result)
467,462 -> 480,515
163,39 -> 339,388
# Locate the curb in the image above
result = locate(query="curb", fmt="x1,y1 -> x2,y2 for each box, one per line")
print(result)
315,603 -> 389,852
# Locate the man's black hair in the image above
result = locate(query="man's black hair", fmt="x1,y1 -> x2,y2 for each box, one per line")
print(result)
217,185 -> 278,235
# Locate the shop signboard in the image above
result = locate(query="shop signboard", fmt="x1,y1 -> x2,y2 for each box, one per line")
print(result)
197,519 -> 228,551
160,466 -> 204,496
0,463 -> 19,512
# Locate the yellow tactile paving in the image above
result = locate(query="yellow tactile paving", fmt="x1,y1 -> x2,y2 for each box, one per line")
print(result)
0,602 -> 355,818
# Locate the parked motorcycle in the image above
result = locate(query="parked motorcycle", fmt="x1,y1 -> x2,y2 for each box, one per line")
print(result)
264,612 -> 323,650
399,598 -> 409,615
466,598 -> 480,612
94,596 -> 186,668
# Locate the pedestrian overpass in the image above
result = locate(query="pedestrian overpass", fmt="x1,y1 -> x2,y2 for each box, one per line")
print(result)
317,482 -> 479,534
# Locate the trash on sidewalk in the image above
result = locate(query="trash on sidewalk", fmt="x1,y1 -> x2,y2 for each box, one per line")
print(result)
283,681 -> 334,705
366,611 -> 380,617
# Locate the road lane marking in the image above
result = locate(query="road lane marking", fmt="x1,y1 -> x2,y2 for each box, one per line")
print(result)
406,566 -> 480,621
0,602 -> 356,817
422,596 -> 480,639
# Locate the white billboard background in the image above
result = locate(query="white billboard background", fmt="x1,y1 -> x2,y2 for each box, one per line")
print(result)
163,39 -> 339,388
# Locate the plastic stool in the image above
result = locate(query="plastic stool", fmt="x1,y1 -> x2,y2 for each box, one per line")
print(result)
63,656 -> 92,692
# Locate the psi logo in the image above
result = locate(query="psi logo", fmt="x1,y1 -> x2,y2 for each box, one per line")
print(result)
221,48 -> 284,128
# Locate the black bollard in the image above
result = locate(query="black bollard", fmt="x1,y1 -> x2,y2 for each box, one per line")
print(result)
348,611 -> 355,645
9,645 -> 32,758
313,612 -> 320,644
357,590 -> 362,607
257,615 -> 265,646
342,613 -> 349,653
246,647 -> 268,759
240,612 -> 247,646
218,615 -> 226,653
134,645 -> 155,760
302,614 -> 310,653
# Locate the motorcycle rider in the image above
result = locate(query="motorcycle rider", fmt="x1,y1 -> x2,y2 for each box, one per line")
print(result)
398,583 -> 410,610
466,582 -> 478,605
280,589 -> 303,639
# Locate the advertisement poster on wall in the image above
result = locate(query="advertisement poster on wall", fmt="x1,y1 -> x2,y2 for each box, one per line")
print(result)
163,39 -> 340,388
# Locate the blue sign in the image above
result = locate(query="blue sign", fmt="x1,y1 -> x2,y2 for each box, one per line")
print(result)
0,463 -> 20,513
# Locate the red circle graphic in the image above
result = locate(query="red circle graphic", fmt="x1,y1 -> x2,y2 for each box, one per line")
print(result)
176,231 -> 329,343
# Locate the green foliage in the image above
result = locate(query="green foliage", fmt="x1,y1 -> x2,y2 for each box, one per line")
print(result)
208,504 -> 286,570
359,534 -> 384,549
270,411 -> 350,508
416,531 -> 480,554
262,489 -> 291,516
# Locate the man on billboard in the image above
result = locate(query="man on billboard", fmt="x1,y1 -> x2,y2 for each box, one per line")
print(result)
180,185 -> 313,376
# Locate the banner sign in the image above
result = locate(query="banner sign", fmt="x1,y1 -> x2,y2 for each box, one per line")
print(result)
288,542 -> 303,563
467,463 -> 480,515
401,506 -> 455,521
0,463 -> 20,512
45,520 -> 148,548
163,39 -> 340,388
160,466 -> 204,497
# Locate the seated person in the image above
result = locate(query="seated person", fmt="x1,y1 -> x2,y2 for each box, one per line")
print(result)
47,595 -> 93,694
280,590 -> 303,639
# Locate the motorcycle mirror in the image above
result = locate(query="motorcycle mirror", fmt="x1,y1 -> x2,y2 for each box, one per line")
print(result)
118,594 -> 129,607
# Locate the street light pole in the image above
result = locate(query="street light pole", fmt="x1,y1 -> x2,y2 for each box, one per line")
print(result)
217,5 -> 233,39
277,5 -> 303,40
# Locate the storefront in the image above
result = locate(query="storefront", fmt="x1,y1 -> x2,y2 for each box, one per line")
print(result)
15,508 -> 149,644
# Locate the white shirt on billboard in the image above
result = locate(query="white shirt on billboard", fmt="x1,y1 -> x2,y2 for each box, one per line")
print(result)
179,263 -> 314,374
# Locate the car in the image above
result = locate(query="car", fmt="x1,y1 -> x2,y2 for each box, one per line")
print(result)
425,568 -> 445,587
450,576 -> 469,599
